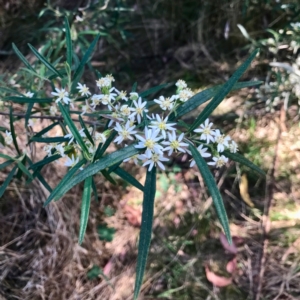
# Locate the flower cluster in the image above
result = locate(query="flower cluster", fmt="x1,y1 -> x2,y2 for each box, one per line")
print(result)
42,76 -> 238,171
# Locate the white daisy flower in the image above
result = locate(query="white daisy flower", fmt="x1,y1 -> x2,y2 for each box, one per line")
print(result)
96,77 -> 111,88
123,153 -> 140,165
175,79 -> 187,89
64,154 -> 79,168
189,144 -> 211,167
64,132 -> 74,145
55,144 -> 65,157
154,95 -> 178,111
120,104 -> 131,117
149,114 -> 176,139
95,132 -> 106,144
43,144 -> 55,157
4,130 -> 13,145
162,131 -> 189,156
115,89 -> 128,101
49,105 -> 57,116
113,120 -> 137,144
228,140 -> 238,153
139,151 -> 169,171
77,83 -> 91,97
194,119 -> 215,144
213,129 -> 231,152
135,127 -> 164,155
208,155 -> 228,168
51,88 -> 71,105
178,88 -> 194,102
129,97 -> 148,124
24,91 -> 34,98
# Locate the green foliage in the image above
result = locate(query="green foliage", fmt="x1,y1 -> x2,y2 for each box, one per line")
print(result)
97,224 -> 116,242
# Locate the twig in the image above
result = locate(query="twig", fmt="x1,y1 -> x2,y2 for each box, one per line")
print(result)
0,111 -> 101,126
253,106 -> 284,300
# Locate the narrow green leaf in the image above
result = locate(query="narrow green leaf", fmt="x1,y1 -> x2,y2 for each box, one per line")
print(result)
0,153 -> 15,160
64,16 -> 73,67
28,154 -> 61,170
91,177 -> 99,202
134,167 -> 156,300
3,96 -> 52,104
0,160 -> 14,170
30,136 -> 70,144
49,144 -> 139,201
9,106 -> 21,155
15,155 -> 26,180
79,176 -> 92,245
43,158 -> 86,206
34,121 -> 60,137
101,170 -> 116,185
12,43 -> 36,73
113,167 -> 144,192
0,86 -> 24,96
170,80 -> 262,121
71,34 -> 100,92
189,144 -> 231,243
58,102 -> 89,155
28,43 -> 63,78
139,83 -> 171,98
188,50 -> 259,132
79,115 -> 94,145
0,165 -> 18,198
222,150 -> 266,176
25,102 -> 34,128
132,82 -> 137,92
16,159 -> 33,180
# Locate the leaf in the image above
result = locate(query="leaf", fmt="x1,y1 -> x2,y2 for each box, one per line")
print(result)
43,158 -> 86,207
0,160 -> 14,170
79,176 -> 92,245
97,223 -> 116,242
134,167 -> 156,300
28,43 -> 63,78
28,154 -> 61,170
93,131 -> 117,162
48,144 -> 139,202
3,96 -> 52,104
188,143 -> 231,243
239,173 -> 255,207
64,16 -> 73,67
132,82 -> 137,92
101,169 -> 116,185
91,177 -> 99,202
25,102 -> 34,128
222,150 -> 266,176
0,165 -> 18,198
58,102 -> 89,155
33,121 -> 60,138
30,136 -> 70,144
9,106 -> 21,155
71,33 -> 100,93
79,115 -> 94,145
139,83 -> 171,98
113,167 -> 144,192
188,49 -> 259,132
12,43 -> 36,73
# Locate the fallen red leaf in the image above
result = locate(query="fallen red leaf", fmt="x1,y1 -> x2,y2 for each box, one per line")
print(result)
205,265 -> 232,287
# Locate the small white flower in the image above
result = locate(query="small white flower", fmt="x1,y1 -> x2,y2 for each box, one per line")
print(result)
96,77 -> 111,88
213,129 -> 231,152
194,119 -> 215,144
81,104 -> 89,115
43,144 -> 54,157
95,132 -> 106,144
116,89 -> 128,101
123,153 -> 140,165
178,88 -> 194,102
91,94 -> 101,108
149,114 -> 176,139
130,92 -> 139,100
51,88 -> 71,105
135,127 -> 164,155
114,120 -> 137,144
120,104 -> 131,117
162,132 -> 189,156
49,105 -> 57,116
64,154 -> 79,168
154,95 -> 177,111
189,144 -> 211,167
129,97 -> 148,124
28,119 -> 35,127
208,155 -> 228,168
64,132 -> 74,145
175,79 -> 187,90
77,83 -> 91,97
4,130 -> 13,145
228,140 -> 238,153
55,144 -> 65,157
139,151 -> 169,171
24,91 -> 34,98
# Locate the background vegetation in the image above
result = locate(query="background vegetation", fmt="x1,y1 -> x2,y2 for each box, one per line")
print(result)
1,0 -> 300,299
